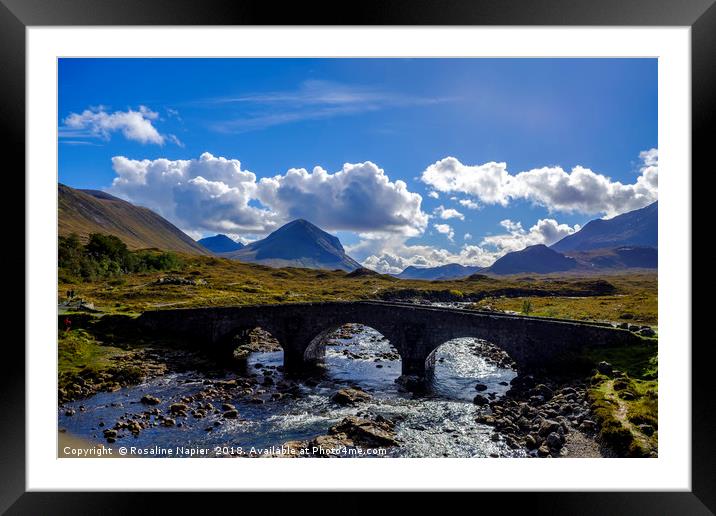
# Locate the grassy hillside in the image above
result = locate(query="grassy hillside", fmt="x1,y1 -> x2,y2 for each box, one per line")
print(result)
59,184 -> 209,255
58,251 -> 657,325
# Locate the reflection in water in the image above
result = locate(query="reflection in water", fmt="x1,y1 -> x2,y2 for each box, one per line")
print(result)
58,325 -> 521,457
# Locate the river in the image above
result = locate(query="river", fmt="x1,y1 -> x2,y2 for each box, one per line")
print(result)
58,325 -> 524,458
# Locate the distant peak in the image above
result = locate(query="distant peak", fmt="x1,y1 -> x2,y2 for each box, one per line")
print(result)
285,218 -> 314,227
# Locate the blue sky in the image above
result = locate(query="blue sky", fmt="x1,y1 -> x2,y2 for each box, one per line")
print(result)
58,58 -> 658,273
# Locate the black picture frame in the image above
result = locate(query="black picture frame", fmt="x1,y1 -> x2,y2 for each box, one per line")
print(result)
3,0 -> 712,513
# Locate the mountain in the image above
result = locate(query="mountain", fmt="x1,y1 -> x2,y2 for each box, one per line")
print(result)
221,219 -> 362,271
551,202 -> 657,253
570,246 -> 658,269
58,183 -> 209,255
197,234 -> 245,253
485,244 -> 578,275
397,263 -> 483,280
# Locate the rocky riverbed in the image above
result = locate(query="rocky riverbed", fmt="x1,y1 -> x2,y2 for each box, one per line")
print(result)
59,323 -> 607,458
474,374 -> 602,457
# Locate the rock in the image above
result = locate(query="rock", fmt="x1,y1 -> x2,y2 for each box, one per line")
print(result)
638,327 -> 656,337
538,419 -> 561,437
534,384 -> 553,400
221,403 -> 236,411
638,424 -> 655,436
331,388 -> 372,406
473,394 -> 490,406
524,434 -> 538,450
596,361 -> 613,376
545,432 -> 563,450
619,391 -> 637,401
613,378 -> 629,391
223,409 -> 239,419
140,394 -> 161,405
161,418 -> 176,427
329,416 -> 398,447
510,374 -> 535,390
126,420 -> 142,434
537,444 -> 551,457
64,409 -> 76,417
474,383 -> 488,391
169,403 -> 188,414
103,429 -> 117,438
309,434 -> 354,453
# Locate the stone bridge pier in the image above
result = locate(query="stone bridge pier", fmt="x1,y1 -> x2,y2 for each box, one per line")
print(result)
136,301 -> 644,378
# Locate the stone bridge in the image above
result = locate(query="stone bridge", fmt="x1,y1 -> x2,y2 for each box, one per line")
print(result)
136,301 -> 643,376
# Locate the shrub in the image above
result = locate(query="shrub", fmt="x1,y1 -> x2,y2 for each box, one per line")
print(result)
522,299 -> 533,315
58,233 -> 183,282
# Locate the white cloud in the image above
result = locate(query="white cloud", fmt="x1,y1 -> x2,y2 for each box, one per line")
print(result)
109,153 -> 428,238
62,106 -> 173,145
434,205 -> 465,220
358,217 -> 579,274
421,149 -> 658,217
464,233 -> 472,241
360,239 -> 497,274
482,218 -> 580,254
433,223 -> 455,241
427,191 -> 440,199
459,198 -> 480,210
110,153 -> 275,234
256,161 -> 428,236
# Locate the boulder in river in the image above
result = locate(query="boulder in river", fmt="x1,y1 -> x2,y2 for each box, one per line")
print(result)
169,403 -> 188,414
140,394 -> 161,405
329,416 -> 398,447
474,383 -> 488,391
331,387 -> 372,406
473,394 -> 490,406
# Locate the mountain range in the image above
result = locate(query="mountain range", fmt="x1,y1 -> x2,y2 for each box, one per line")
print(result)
58,184 -> 209,255
59,182 -> 657,277
394,201 -> 658,279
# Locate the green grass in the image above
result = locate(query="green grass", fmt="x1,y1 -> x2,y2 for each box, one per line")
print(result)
58,329 -> 125,374
585,342 -> 658,380
471,291 -> 657,326
58,328 -> 146,403
585,342 -> 658,457
58,253 -> 658,326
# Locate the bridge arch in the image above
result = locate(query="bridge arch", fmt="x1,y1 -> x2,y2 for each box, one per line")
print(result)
302,323 -> 401,367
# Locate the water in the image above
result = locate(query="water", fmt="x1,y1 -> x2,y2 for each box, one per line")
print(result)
59,326 -> 521,457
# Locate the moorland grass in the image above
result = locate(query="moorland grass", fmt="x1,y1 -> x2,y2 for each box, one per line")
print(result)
586,342 -> 658,456
58,253 -> 658,326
